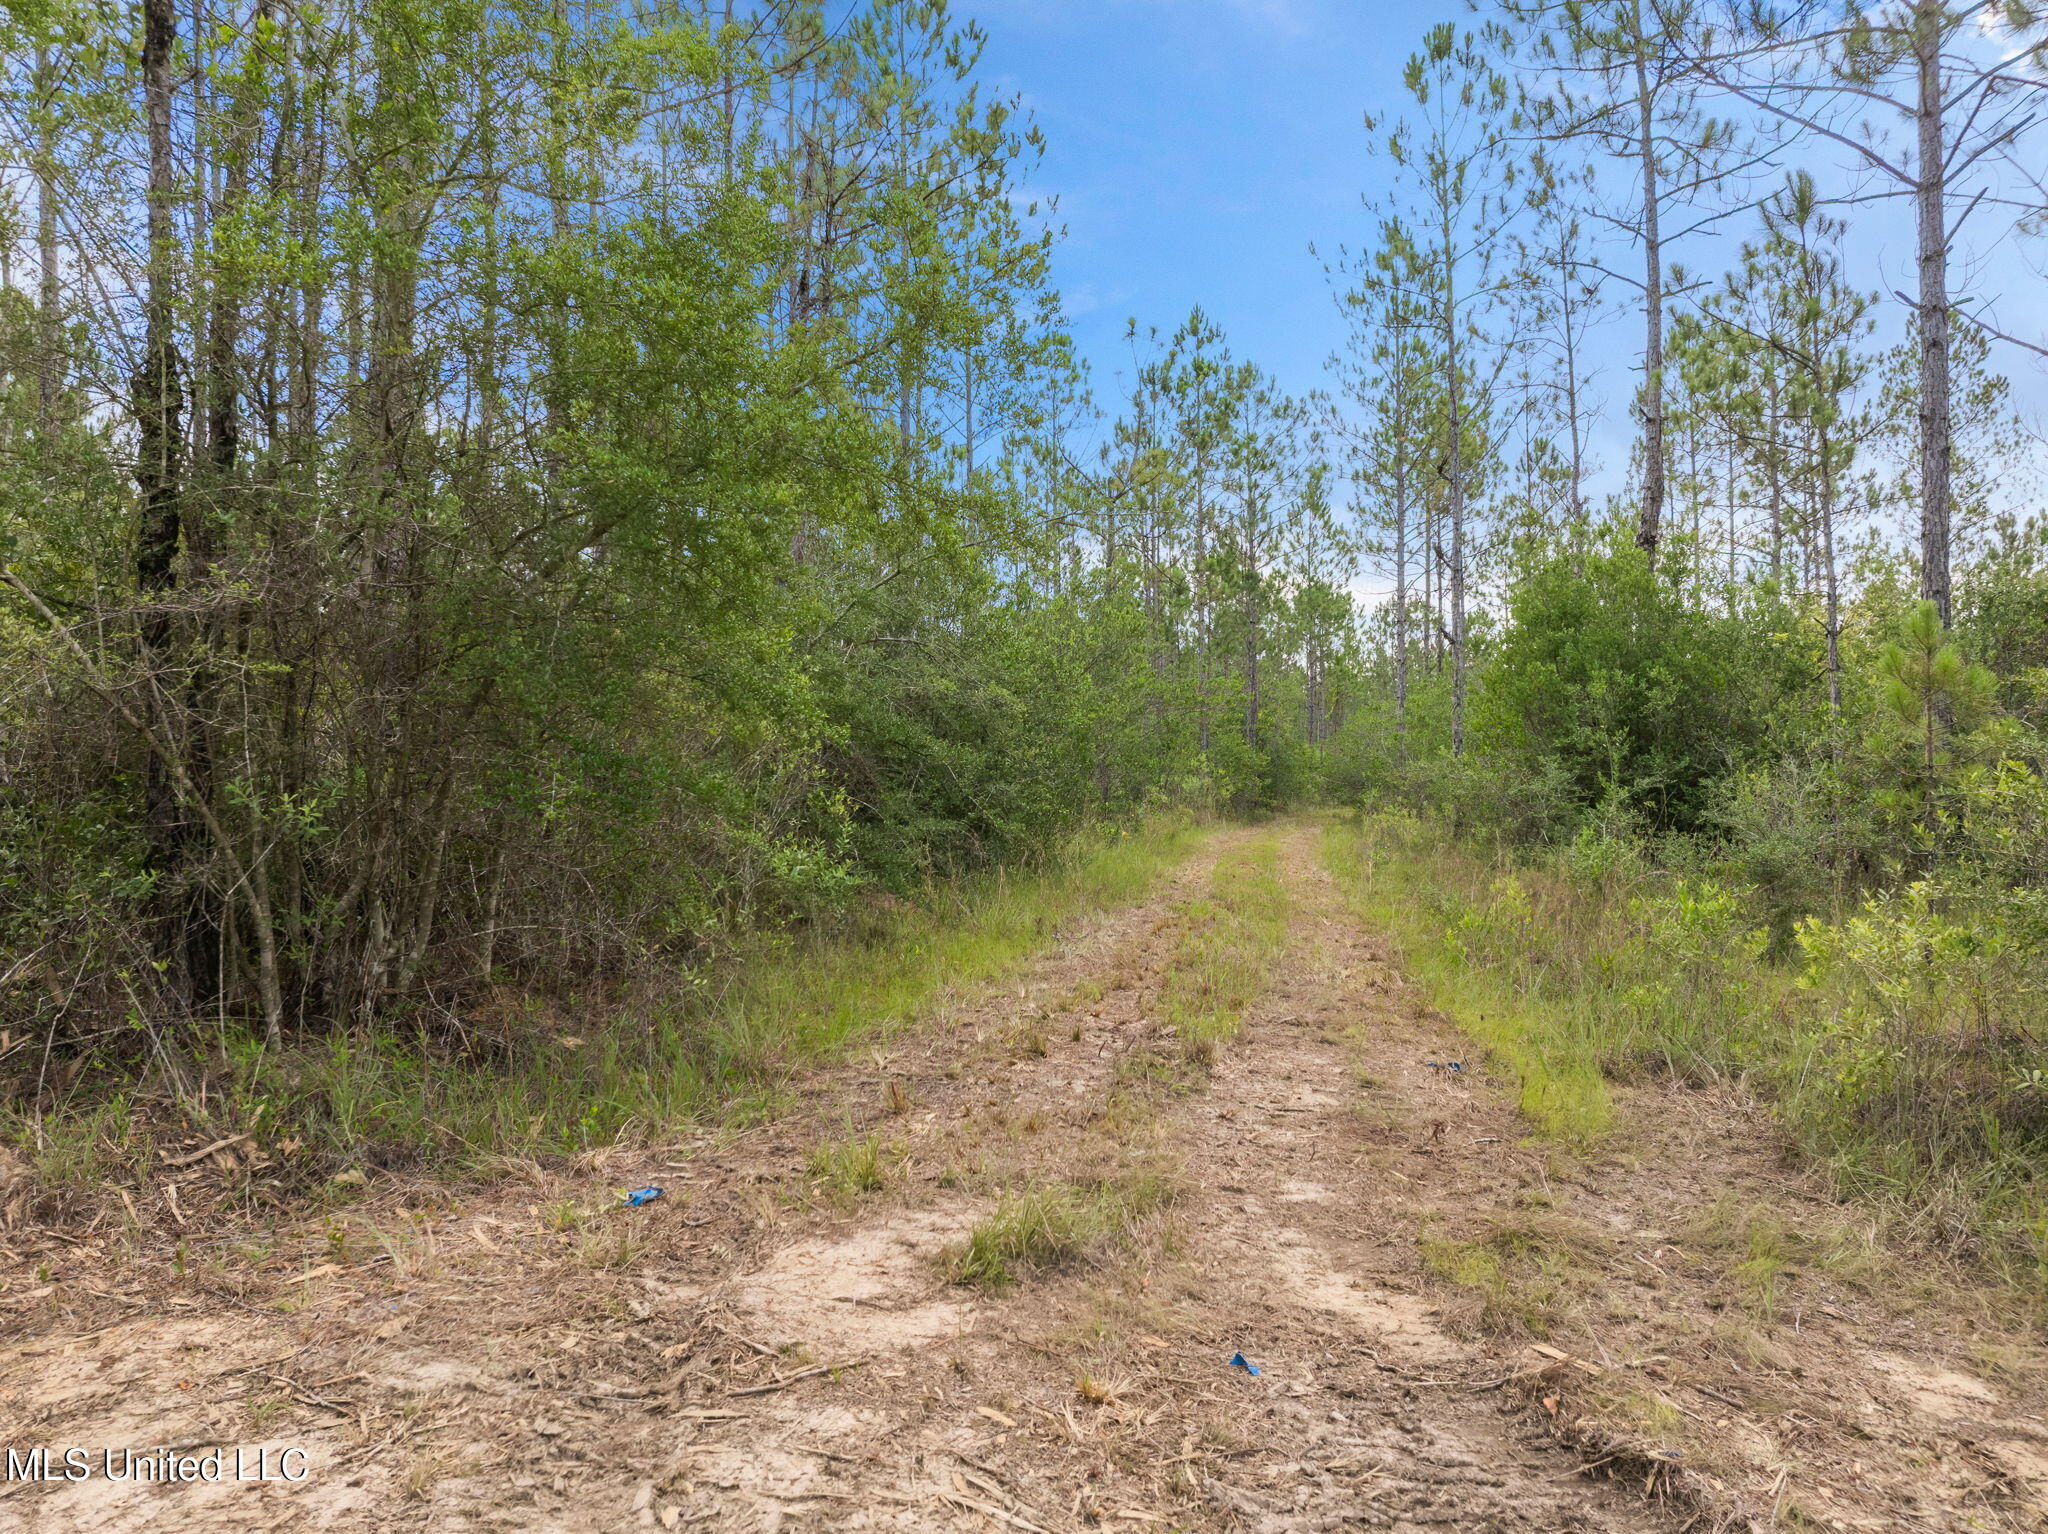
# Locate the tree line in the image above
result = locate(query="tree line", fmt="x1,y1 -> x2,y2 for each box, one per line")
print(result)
2,0 -> 2046,1083
0,0 -> 1353,1053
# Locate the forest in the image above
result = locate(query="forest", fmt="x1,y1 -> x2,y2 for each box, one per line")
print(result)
2,3 -> 2048,1526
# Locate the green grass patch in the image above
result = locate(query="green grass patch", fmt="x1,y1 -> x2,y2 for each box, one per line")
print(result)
1159,836 -> 1289,1065
951,1169 -> 1180,1289
1319,817 -> 1613,1145
805,1133 -> 897,1202
1418,1213 -> 1594,1338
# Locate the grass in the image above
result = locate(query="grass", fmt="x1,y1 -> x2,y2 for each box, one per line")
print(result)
1319,817 -> 1613,1145
1418,1212 -> 1595,1338
942,921 -> 1221,1292
805,1132 -> 896,1202
574,1225 -> 648,1270
1324,809 -> 2048,1302
9,816 -> 1203,1201
950,1169 -> 1180,1289
1678,1192 -> 1890,1316
1158,836 -> 1289,1065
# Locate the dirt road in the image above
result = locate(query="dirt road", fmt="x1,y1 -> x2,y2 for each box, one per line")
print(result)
3,823 -> 2043,1532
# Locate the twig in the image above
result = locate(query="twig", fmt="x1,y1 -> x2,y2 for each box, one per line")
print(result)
936,1491 -> 1049,1533
728,1358 -> 866,1397
788,1442 -> 861,1463
161,1134 -> 251,1169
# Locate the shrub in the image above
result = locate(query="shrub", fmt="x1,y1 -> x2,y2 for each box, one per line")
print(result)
1473,531 -> 1808,837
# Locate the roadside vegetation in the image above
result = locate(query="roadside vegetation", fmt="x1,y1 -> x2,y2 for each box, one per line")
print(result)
1324,787 -> 2048,1294
8,820 -> 1197,1202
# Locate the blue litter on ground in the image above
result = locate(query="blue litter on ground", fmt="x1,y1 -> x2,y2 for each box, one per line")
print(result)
1228,1352 -> 1260,1376
618,1185 -> 665,1207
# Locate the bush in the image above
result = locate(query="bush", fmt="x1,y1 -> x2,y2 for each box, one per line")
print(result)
1473,531 -> 1809,837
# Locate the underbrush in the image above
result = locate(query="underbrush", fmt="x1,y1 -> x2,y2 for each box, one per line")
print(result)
1324,812 -> 2048,1296
6,816 -> 1201,1209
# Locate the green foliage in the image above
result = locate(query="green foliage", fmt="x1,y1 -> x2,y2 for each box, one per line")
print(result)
0,0 -> 1358,1080
1321,816 -> 1615,1144
1471,530 -> 1807,834
1881,599 -> 1997,773
1327,808 -> 2048,1294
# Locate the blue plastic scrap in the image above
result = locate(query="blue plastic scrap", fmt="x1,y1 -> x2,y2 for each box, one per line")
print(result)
1228,1352 -> 1260,1377
618,1185 -> 665,1207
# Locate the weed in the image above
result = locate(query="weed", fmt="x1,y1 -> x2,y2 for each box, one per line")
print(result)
1074,1370 -> 1131,1405
1730,1222 -> 1793,1320
400,1451 -> 446,1502
1112,1048 -> 1177,1092
805,1134 -> 895,1201
1324,823 -> 1614,1144
575,1225 -> 646,1270
539,1199 -> 585,1234
951,1171 -> 1179,1289
1419,1214 -> 1593,1337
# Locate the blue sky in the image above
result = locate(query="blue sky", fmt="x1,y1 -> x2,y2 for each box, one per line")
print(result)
964,0 -> 2047,498
967,0 -> 1460,411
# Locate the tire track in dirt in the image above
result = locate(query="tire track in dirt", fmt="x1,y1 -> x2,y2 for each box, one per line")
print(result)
494,825 -> 1678,1534
7,820 -> 2041,1533
0,828 -> 1241,1533
1072,826 -> 1675,1533
616,820 -> 2046,1533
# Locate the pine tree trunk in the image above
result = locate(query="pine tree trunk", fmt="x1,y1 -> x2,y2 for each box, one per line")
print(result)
1766,372 -> 1785,588
1913,3 -> 1954,625
34,47 -> 60,436
1819,424 -> 1843,726
1443,251 -> 1467,760
1392,413 -> 1410,763
1631,13 -> 1667,565
135,0 -> 189,995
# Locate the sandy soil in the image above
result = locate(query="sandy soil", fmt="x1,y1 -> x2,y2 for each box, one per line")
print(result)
1,822 -> 2041,1533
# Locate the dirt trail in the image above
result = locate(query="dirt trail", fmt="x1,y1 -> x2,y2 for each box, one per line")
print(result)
2,822 -> 2043,1533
